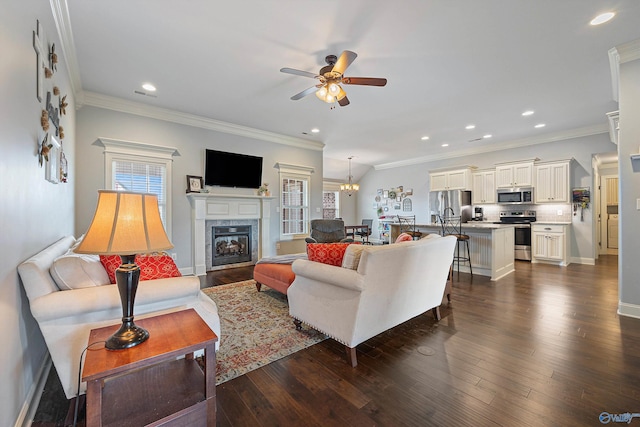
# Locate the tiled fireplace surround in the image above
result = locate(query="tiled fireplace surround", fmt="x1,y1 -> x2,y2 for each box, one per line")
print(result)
187,193 -> 274,275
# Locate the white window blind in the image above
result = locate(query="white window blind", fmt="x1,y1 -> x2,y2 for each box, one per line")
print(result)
112,160 -> 167,224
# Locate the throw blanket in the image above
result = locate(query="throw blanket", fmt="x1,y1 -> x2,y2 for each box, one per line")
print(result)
255,253 -> 307,265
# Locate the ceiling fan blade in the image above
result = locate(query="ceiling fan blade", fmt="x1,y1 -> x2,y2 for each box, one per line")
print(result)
342,77 -> 387,87
291,86 -> 319,100
280,67 -> 319,79
332,50 -> 358,75
338,95 -> 350,107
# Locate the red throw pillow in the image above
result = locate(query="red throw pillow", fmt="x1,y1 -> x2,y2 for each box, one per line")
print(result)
306,243 -> 352,266
136,253 -> 182,281
99,255 -> 122,284
395,233 -> 414,243
99,253 -> 181,284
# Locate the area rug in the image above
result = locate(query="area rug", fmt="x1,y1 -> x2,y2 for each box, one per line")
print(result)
202,280 -> 326,385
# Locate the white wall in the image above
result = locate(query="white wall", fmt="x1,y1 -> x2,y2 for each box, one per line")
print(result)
617,42 -> 640,317
75,106 -> 323,271
358,134 -> 614,258
0,2 -> 76,426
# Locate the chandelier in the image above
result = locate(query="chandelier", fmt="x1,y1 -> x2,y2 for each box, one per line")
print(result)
340,156 -> 359,196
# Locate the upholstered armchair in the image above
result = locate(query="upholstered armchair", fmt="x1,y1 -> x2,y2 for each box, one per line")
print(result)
305,219 -> 354,244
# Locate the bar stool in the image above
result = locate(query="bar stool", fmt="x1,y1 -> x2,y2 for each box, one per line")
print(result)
438,215 -> 473,279
397,215 -> 423,240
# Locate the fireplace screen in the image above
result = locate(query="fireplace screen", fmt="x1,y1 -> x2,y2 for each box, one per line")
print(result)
212,225 -> 252,267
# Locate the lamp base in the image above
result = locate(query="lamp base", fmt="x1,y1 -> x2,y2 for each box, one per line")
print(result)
105,321 -> 149,350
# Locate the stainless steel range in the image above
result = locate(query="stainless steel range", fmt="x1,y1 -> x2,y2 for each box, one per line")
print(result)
497,210 -> 536,261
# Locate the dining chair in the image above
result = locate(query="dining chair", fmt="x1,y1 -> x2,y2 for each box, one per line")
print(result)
356,219 -> 373,243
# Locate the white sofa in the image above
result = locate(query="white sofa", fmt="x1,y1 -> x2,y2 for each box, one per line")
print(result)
18,236 -> 221,399
288,234 -> 457,367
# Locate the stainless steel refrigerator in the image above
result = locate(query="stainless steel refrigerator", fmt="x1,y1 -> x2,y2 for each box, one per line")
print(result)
429,190 -> 472,224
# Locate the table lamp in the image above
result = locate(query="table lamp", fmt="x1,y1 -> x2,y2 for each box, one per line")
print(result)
75,190 -> 173,350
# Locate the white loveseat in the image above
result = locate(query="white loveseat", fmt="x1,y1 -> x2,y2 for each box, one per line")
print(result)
288,234 -> 457,367
18,236 -> 221,399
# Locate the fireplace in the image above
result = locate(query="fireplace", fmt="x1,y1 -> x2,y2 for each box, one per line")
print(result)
187,193 -> 274,276
212,225 -> 252,267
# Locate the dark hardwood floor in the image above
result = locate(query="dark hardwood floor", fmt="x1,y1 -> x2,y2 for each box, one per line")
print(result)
34,256 -> 637,426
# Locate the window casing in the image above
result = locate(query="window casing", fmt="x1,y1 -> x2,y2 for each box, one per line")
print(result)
100,138 -> 177,239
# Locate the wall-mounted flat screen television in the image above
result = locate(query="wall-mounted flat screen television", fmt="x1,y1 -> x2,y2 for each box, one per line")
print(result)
204,149 -> 263,189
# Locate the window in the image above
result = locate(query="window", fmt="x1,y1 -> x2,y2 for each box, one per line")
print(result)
322,182 -> 341,219
99,138 -> 178,239
112,160 -> 167,223
322,191 -> 339,219
276,163 -> 314,239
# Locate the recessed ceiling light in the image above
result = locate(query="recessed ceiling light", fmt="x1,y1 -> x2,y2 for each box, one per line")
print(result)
311,128 -> 320,133
465,125 -> 475,130
483,134 -> 492,139
522,110 -> 534,116
421,136 -> 430,141
590,12 -> 615,26
535,123 -> 546,128
441,143 -> 449,147
142,83 -> 156,92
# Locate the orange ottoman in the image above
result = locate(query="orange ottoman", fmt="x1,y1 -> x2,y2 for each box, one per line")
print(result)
253,263 -> 296,295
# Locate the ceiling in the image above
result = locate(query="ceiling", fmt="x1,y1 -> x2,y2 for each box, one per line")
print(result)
58,1 -> 640,180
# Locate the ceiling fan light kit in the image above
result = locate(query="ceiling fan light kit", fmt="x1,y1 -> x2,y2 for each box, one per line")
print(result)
281,50 -> 387,107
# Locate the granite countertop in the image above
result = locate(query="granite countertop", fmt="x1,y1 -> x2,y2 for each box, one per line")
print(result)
415,222 -> 515,229
532,221 -> 572,225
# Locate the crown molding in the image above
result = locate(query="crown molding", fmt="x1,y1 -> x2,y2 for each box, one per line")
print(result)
50,0 -> 82,97
608,39 -> 640,102
616,38 -> 640,64
80,91 -> 325,152
374,124 -> 608,170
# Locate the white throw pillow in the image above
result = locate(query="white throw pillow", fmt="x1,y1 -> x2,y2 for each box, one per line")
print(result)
341,244 -> 367,270
50,252 -> 111,290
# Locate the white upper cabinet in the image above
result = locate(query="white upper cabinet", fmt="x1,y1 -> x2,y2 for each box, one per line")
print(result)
472,170 -> 496,204
495,161 -> 534,188
534,160 -> 570,203
429,168 -> 472,191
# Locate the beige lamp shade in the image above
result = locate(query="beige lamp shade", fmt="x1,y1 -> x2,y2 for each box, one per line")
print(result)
75,190 -> 173,255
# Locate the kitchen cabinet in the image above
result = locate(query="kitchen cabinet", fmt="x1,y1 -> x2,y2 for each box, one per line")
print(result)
472,170 -> 496,204
532,224 -> 570,266
429,168 -> 472,191
534,161 -> 570,203
495,161 -> 534,188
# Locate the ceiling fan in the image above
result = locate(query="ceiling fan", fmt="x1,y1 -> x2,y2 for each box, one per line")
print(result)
280,50 -> 387,107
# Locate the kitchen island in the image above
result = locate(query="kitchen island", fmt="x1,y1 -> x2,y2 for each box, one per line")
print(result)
390,222 -> 515,280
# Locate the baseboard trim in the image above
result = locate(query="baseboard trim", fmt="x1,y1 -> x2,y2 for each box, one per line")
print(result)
15,354 -> 52,427
618,302 -> 640,319
570,256 -> 596,265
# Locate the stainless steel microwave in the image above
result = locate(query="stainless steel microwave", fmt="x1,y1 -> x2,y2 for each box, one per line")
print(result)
497,188 -> 533,204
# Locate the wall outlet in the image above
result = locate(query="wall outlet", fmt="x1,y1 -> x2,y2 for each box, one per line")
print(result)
557,210 -> 563,216
276,243 -> 281,250
170,252 -> 177,261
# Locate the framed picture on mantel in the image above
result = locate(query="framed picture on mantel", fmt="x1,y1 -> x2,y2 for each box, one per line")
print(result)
186,175 -> 203,193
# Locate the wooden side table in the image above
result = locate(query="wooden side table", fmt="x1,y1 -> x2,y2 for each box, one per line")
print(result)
82,309 -> 217,427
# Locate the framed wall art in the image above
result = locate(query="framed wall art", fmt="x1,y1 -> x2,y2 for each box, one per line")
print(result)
186,175 -> 203,193
45,135 -> 61,184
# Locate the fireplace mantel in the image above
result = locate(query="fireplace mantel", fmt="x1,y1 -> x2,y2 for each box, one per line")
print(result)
187,193 -> 274,275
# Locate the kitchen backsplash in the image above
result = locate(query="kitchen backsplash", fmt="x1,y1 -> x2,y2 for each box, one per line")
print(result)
478,204 -> 572,223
